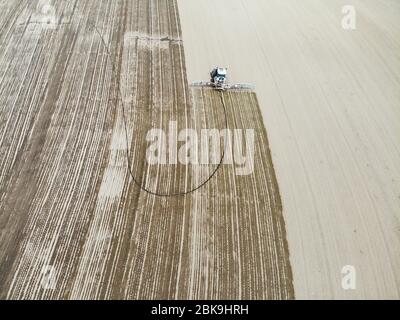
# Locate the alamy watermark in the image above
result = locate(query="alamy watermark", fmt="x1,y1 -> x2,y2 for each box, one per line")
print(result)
40,265 -> 56,290
342,5 -> 356,30
145,121 -> 255,176
341,265 -> 356,290
34,0 -> 57,25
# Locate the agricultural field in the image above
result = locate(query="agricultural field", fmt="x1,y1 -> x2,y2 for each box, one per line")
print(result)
0,0 -> 293,299
1,0 -> 399,301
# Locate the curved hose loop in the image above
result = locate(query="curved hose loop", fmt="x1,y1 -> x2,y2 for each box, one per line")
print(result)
91,23 -> 229,197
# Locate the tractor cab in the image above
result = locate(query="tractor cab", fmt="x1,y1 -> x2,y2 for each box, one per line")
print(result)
210,67 -> 227,79
210,67 -> 227,89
